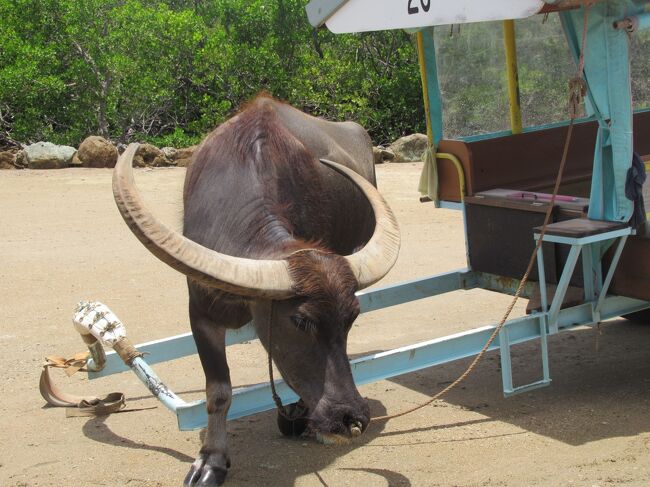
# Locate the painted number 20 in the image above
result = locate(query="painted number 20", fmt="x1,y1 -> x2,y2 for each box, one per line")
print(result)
408,0 -> 431,15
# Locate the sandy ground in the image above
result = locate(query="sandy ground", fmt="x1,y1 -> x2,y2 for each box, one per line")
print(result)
1,162 -> 649,487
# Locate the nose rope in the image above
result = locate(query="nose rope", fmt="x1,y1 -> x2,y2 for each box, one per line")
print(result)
266,300 -> 293,420
268,248 -> 328,422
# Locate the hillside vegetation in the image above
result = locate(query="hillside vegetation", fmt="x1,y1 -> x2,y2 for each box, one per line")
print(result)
1,0 -> 648,148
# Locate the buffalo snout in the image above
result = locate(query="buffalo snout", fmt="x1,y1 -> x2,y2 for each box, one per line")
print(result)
309,396 -> 370,444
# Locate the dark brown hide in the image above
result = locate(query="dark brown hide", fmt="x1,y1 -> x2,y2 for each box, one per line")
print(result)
112,90 -> 400,487
181,96 -> 377,487
184,98 -> 373,261
287,250 -> 361,328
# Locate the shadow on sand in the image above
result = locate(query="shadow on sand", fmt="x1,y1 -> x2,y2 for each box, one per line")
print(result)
82,414 -> 195,463
386,318 -> 650,447
80,393 -> 409,485
79,318 -> 649,485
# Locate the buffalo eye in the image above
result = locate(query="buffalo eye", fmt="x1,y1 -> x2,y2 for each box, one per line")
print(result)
291,315 -> 315,334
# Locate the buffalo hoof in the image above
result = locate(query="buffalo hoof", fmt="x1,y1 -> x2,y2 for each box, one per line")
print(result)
276,400 -> 309,437
183,454 -> 230,487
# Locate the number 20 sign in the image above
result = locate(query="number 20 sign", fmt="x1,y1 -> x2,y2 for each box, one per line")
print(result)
408,0 -> 431,15
321,0 -> 544,33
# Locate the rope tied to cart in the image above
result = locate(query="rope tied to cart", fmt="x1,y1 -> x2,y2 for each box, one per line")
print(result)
367,2 -> 594,423
264,4 -> 593,426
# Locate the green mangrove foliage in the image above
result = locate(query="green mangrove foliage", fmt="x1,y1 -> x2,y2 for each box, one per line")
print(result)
1,1 -> 648,148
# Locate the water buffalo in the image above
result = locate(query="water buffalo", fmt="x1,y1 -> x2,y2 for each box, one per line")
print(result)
112,95 -> 400,486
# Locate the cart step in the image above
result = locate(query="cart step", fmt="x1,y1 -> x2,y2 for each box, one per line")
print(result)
499,318 -> 550,397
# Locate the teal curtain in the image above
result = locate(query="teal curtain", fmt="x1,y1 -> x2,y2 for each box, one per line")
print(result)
560,1 -> 645,222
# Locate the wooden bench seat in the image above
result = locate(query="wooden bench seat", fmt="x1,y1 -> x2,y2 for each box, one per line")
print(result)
439,111 -> 650,297
436,110 -> 650,203
533,218 -> 628,239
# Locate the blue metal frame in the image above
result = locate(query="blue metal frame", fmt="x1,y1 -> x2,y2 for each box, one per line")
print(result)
176,291 -> 649,430
85,263 -> 649,430
533,226 -> 634,333
498,315 -> 550,397
491,222 -> 637,398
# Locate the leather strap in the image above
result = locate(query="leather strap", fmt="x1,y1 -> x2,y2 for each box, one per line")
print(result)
39,355 -> 126,416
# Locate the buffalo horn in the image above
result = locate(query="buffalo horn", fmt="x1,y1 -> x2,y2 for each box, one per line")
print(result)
113,143 -> 295,299
319,158 -> 401,289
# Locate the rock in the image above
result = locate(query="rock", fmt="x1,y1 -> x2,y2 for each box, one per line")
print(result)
381,148 -> 395,162
72,136 -> 118,168
0,149 -> 18,169
133,143 -> 172,167
68,155 -> 83,167
372,146 -> 384,164
14,150 -> 28,169
24,142 -> 76,169
161,147 -> 178,160
389,133 -> 428,162
173,145 -> 197,168
372,146 -> 397,164
175,158 -> 191,168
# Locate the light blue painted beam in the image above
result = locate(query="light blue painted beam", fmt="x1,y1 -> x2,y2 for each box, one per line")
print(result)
174,295 -> 650,430
88,269 -> 474,379
472,272 -> 538,299
595,236 -> 629,314
547,244 -> 583,332
178,321 -> 537,430
88,325 -> 257,379
357,269 -> 473,313
437,201 -> 464,211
